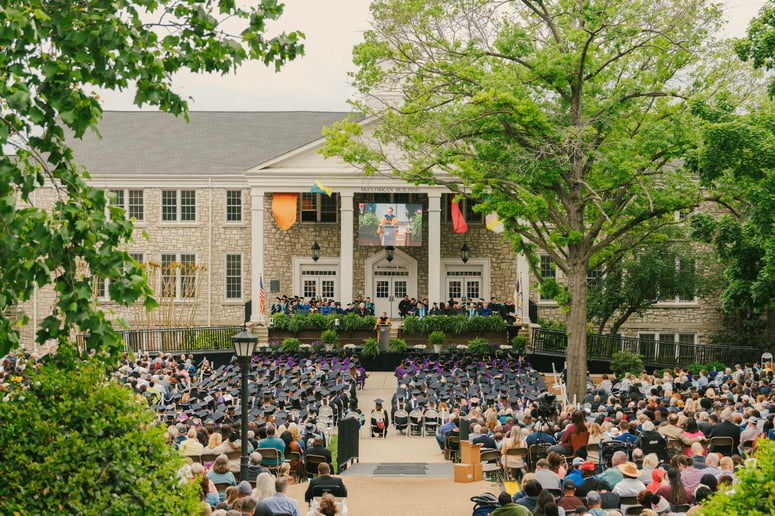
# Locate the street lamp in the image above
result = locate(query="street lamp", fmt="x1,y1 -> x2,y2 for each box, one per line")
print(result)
231,328 -> 257,481
460,243 -> 470,264
385,245 -> 395,263
311,241 -> 320,262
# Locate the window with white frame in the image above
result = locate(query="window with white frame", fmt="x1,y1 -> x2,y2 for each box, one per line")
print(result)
225,254 -> 242,300
129,252 -> 144,264
226,190 -> 242,222
587,264 -> 604,287
446,270 -> 482,301
160,253 -> 197,299
94,277 -> 108,300
539,255 -> 557,300
161,190 -> 196,222
109,189 -> 144,221
301,269 -> 338,300
300,193 -> 338,222
639,332 -> 696,360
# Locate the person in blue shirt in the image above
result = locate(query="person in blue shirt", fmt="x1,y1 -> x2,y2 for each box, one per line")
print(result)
613,420 -> 638,445
256,423 -> 285,466
526,423 -> 557,447
436,413 -> 458,450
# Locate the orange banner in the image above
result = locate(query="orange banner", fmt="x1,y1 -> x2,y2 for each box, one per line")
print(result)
272,193 -> 298,230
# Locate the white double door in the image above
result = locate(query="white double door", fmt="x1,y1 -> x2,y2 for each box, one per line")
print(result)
373,272 -> 409,319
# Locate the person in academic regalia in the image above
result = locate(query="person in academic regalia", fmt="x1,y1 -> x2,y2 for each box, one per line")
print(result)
370,398 -> 390,437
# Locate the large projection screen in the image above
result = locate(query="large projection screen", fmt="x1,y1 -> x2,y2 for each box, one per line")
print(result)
358,203 -> 423,246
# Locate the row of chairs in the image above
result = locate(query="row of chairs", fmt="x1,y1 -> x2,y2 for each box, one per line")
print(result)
391,408 -> 441,437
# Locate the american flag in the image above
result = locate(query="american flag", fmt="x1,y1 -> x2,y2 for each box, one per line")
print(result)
259,275 -> 265,314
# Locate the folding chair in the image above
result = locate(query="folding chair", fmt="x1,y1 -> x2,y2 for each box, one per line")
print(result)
479,448 -> 504,483
285,450 -> 304,483
319,404 -> 334,422
528,442 -> 551,471
393,409 -> 409,436
446,434 -> 461,462
408,409 -> 423,436
304,454 -> 329,480
708,436 -> 735,456
504,447 -> 529,480
255,447 -> 283,476
423,408 -> 440,437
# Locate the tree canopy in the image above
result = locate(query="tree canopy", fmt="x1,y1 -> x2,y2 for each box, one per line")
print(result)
0,360 -> 201,514
0,0 -> 303,360
324,0 -> 727,400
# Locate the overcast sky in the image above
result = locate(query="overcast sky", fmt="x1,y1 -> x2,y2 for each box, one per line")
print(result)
100,0 -> 770,112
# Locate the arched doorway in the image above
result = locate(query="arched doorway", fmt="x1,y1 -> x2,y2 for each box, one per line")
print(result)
365,249 -> 417,319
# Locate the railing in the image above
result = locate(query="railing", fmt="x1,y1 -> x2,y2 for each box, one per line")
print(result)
531,328 -> 757,367
78,326 -> 243,354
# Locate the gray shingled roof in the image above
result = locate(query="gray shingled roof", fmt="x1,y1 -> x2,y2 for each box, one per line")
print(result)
69,111 -> 349,176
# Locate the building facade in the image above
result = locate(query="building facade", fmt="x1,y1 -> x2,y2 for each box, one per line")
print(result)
17,111 -> 731,348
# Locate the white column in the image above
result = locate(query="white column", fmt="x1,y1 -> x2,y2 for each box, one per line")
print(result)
517,253 -> 530,322
428,192 -> 442,303
339,192 -> 354,303
250,189 -> 265,322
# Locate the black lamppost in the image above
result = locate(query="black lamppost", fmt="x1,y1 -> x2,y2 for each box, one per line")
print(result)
311,241 -> 320,262
231,328 -> 257,481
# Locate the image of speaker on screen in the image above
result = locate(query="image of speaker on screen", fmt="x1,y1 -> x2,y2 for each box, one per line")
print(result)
358,202 -> 423,247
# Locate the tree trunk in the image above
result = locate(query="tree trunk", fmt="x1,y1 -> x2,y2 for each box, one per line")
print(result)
565,261 -> 589,405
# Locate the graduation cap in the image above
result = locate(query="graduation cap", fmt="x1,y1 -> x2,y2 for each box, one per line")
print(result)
375,398 -> 384,405
262,404 -> 276,415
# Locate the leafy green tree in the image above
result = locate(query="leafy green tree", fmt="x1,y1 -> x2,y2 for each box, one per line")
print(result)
0,0 -> 303,360
686,3 -> 775,339
587,241 -> 713,335
701,438 -> 775,516
0,361 -> 201,514
323,0 -> 726,400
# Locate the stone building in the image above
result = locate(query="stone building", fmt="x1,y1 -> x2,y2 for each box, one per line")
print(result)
17,111 -> 732,348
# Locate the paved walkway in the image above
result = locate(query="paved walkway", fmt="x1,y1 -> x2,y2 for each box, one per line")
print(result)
353,371 -> 447,465
284,370 -> 501,515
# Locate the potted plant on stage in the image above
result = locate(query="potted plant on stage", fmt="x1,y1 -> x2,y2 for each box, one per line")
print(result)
389,338 -> 408,353
281,337 -> 300,353
321,329 -> 339,352
468,337 -> 492,355
428,331 -> 446,353
361,337 -> 380,359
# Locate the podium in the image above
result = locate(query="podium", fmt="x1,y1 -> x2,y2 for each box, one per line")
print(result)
377,324 -> 391,351
454,441 -> 483,483
460,440 -> 482,464
381,224 -> 397,245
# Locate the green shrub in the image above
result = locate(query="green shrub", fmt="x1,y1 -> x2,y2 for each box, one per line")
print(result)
511,335 -> 529,352
686,363 -> 704,376
485,315 -> 507,331
401,315 -> 422,335
428,331 -> 446,348
701,438 -> 775,516
611,351 -> 645,376
271,312 -> 289,330
339,312 -> 375,332
389,338 -> 408,352
450,314 -> 470,334
0,361 -> 201,514
468,337 -> 492,354
287,314 -> 306,333
306,312 -> 327,329
361,337 -> 380,358
281,337 -> 301,352
422,315 -> 450,333
321,329 -> 338,346
704,361 -> 727,374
